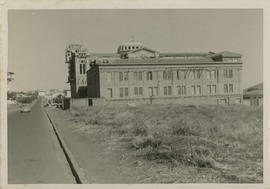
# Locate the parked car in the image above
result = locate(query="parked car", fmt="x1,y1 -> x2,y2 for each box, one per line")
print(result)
20,105 -> 31,113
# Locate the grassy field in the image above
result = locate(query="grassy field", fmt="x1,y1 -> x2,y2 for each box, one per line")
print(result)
69,104 -> 263,183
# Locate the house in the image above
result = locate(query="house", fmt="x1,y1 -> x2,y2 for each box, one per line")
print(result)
243,83 -> 263,106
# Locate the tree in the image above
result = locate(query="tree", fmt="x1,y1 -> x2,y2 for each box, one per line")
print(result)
7,72 -> 15,83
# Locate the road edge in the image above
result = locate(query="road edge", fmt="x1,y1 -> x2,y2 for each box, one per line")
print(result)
44,109 -> 88,184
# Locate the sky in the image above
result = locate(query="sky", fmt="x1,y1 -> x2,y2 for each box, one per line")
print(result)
8,9 -> 263,91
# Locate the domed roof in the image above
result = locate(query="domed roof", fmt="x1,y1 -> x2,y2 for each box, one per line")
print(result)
120,41 -> 142,47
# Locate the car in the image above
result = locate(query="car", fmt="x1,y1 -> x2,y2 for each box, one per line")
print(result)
20,105 -> 31,113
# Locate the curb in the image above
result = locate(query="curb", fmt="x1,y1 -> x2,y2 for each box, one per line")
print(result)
44,109 -> 88,184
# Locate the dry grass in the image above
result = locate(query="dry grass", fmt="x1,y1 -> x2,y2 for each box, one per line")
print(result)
69,104 -> 263,183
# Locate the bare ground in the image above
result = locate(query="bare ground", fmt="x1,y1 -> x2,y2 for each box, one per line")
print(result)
47,104 -> 263,183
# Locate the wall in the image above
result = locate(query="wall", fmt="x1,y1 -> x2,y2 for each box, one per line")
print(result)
87,65 -> 100,98
97,63 -> 242,101
71,94 -> 242,108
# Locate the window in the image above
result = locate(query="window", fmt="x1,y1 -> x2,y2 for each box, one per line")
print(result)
139,87 -> 143,95
119,72 -> 123,81
163,71 -> 167,80
211,85 -> 216,94
168,71 -> 173,80
206,70 -> 210,79
224,84 -> 228,93
211,70 -> 216,79
168,86 -> 172,95
190,71 -> 195,79
223,70 -> 228,78
177,86 -> 186,95
147,71 -> 153,80
207,85 -> 216,94
153,87 -> 158,96
164,86 -> 168,96
196,70 -> 201,79
134,87 -> 138,95
229,84 -> 233,93
229,70 -> 233,78
207,85 -> 211,94
177,71 -> 180,80
106,72 -> 112,81
107,88 -> 113,98
191,85 -> 196,95
138,72 -> 142,80
125,88 -> 129,96
134,72 -> 137,80
197,85 -> 201,94
119,88 -> 124,97
163,71 -> 173,80
124,72 -> 128,80
79,64 -> 82,74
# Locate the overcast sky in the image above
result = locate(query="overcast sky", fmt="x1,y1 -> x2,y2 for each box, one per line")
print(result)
8,9 -> 262,91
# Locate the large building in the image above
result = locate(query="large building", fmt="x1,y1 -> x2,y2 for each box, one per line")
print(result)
66,41 -> 243,106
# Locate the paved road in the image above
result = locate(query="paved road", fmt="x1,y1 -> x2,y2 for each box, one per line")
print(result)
8,99 -> 75,184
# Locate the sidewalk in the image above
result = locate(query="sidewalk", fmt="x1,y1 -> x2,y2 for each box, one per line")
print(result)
45,107 -> 139,184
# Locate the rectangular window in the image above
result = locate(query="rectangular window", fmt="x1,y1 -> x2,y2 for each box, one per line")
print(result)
196,70 -> 201,79
211,70 -> 216,79
82,64 -> 86,74
223,70 -> 228,78
168,86 -> 172,95
181,71 -> 186,79
124,88 -> 129,96
139,87 -> 143,95
197,85 -> 201,94
168,71 -> 173,80
134,87 -> 138,95
124,72 -> 128,80
191,85 -> 196,95
211,85 -> 216,94
79,64 -> 82,74
119,88 -> 124,97
177,86 -> 186,95
134,72 -> 137,80
163,71 -> 167,80
153,87 -> 158,96
119,72 -> 123,81
107,72 -> 112,81
164,86 -> 167,96
207,85 -> 211,94
206,70 -> 210,79
177,71 -> 180,80
138,72 -> 142,80
107,88 -> 113,98
147,71 -> 153,80
229,70 -> 233,78
229,84 -> 233,93
183,86 -> 186,95
190,71 -> 195,79
224,84 -> 228,93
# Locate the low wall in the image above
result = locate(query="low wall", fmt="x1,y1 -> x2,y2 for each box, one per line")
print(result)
70,94 -> 242,108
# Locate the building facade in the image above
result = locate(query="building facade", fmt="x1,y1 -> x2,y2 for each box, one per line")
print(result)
66,41 -> 243,105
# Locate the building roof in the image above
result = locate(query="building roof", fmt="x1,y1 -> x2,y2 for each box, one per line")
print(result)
210,51 -> 242,58
94,56 -> 242,66
87,53 -> 120,58
160,52 -> 210,57
127,47 -> 158,54
243,83 -> 263,98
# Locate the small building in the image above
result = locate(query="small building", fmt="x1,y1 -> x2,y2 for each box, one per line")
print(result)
243,83 -> 263,106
